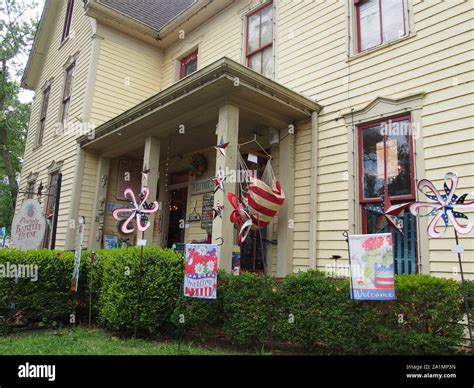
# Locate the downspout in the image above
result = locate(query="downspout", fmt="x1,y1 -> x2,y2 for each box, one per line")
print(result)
64,18 -> 102,250
309,111 -> 319,269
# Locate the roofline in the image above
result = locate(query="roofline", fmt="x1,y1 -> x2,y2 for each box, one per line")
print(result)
79,57 -> 321,146
86,0 -> 160,38
21,0 -> 55,90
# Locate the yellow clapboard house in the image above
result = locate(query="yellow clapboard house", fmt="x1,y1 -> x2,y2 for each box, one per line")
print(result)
17,0 -> 474,279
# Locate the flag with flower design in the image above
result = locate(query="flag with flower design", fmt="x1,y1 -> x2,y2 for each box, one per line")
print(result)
184,244 -> 218,299
348,233 -> 396,300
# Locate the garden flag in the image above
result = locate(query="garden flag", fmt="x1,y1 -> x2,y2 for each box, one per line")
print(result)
348,233 -> 396,300
184,244 -> 218,299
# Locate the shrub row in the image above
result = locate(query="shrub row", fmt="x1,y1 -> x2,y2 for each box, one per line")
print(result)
0,247 -> 471,354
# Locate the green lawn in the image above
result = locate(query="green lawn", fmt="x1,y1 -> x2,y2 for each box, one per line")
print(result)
0,327 -> 227,355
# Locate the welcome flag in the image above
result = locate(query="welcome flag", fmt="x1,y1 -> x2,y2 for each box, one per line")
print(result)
184,244 -> 218,299
348,233 -> 396,301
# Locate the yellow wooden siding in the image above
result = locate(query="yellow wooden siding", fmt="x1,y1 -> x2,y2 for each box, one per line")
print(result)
16,0 -> 93,249
275,0 -> 474,278
89,25 -> 162,126
160,1 -> 246,89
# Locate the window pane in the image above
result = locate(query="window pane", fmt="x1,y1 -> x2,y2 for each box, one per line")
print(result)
386,120 -> 412,196
249,52 -> 261,73
248,13 -> 260,52
359,0 -> 381,51
262,47 -> 273,78
362,125 -> 385,199
382,0 -> 405,43
184,59 -> 197,77
62,100 -> 70,126
260,5 -> 273,47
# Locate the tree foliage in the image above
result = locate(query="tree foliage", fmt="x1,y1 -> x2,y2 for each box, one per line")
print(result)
0,0 -> 39,231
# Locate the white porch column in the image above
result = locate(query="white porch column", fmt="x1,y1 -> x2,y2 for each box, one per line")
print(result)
89,157 -> 110,251
212,104 -> 239,272
142,137 -> 161,244
277,128 -> 295,276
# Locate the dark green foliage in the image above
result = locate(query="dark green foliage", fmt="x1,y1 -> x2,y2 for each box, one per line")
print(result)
275,271 -> 465,354
0,249 -> 88,328
0,247 -> 468,354
96,247 -> 182,336
221,272 -> 277,345
171,270 -> 227,335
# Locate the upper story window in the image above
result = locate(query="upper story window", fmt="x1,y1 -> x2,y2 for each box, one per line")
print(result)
61,63 -> 75,127
246,2 -> 273,78
62,0 -> 74,42
355,0 -> 406,52
37,86 -> 50,146
180,50 -> 198,79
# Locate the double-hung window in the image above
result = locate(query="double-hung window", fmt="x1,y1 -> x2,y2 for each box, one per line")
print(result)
358,115 -> 417,273
355,0 -> 406,52
62,0 -> 74,42
246,2 -> 273,77
61,64 -> 75,128
180,50 -> 198,79
37,86 -> 50,146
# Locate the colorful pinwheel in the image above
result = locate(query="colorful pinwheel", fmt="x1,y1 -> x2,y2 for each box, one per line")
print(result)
409,172 -> 474,238
112,187 -> 160,234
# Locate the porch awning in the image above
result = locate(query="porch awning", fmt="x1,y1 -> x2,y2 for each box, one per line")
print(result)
78,57 -> 321,158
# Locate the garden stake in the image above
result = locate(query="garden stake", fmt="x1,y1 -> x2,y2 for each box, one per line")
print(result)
343,231 -> 354,299
454,230 -> 474,354
134,232 -> 145,338
88,251 -> 96,327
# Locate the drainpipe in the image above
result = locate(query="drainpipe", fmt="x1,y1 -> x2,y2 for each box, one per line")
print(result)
309,111 -> 319,269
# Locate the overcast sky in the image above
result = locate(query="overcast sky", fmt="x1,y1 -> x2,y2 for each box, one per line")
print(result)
17,0 -> 45,103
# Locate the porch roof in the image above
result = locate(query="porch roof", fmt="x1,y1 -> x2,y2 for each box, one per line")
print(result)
79,57 -> 321,158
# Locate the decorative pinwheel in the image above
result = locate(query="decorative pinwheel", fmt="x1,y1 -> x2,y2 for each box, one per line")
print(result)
409,172 -> 474,238
214,137 -> 229,158
112,187 -> 160,234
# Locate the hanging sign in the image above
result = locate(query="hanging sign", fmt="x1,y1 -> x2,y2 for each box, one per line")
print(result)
348,233 -> 396,301
71,217 -> 85,292
190,178 -> 213,195
184,244 -> 218,299
201,194 -> 214,233
11,199 -> 46,250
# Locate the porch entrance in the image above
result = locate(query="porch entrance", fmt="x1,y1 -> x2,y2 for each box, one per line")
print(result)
166,187 -> 188,248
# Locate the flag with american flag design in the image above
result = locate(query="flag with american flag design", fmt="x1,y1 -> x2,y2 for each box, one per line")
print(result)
184,244 -> 218,299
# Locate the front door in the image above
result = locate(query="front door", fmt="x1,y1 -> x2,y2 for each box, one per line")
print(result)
166,187 -> 188,248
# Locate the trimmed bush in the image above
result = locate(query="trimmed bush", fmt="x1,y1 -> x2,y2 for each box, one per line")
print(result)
97,247 -> 182,336
0,249 -> 90,328
221,272 -> 277,346
275,271 -> 465,354
0,246 -> 468,354
385,274 -> 465,354
171,270 -> 227,335
275,270 -> 381,353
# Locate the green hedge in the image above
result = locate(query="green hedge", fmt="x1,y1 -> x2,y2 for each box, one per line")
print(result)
0,247 -> 470,354
96,247 -> 182,336
0,249 -> 90,328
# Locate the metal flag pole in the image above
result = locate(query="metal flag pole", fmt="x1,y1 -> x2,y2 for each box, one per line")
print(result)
343,231 -> 354,300
454,230 -> 474,355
